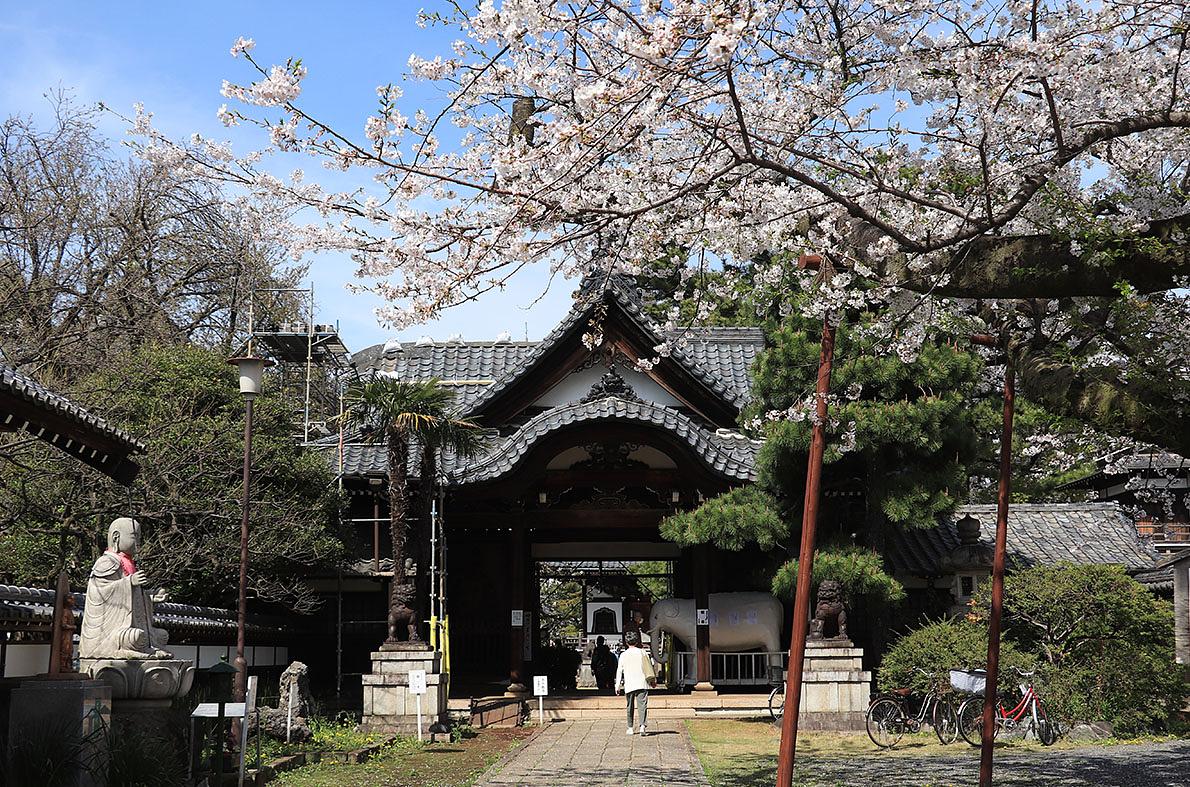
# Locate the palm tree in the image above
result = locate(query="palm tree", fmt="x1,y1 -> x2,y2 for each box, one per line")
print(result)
344,377 -> 485,644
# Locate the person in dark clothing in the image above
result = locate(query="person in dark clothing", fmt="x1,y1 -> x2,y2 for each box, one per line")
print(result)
591,635 -> 616,692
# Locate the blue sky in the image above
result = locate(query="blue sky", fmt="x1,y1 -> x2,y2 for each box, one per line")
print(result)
0,1 -> 576,351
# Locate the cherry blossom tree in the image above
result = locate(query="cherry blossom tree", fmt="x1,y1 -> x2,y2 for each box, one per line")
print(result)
126,1 -> 1189,453
130,2 -> 1190,310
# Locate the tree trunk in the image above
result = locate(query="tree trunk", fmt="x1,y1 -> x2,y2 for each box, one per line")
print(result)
386,431 -> 411,643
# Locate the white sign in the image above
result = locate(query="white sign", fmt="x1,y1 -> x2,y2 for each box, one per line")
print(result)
408,669 -> 427,695
696,608 -> 709,626
533,675 -> 549,696
511,609 -> 524,627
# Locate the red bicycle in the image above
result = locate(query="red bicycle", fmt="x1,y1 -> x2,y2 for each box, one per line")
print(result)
957,668 -> 1058,746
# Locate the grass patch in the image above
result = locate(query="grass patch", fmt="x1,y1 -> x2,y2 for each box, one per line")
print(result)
252,717 -> 391,761
272,727 -> 533,787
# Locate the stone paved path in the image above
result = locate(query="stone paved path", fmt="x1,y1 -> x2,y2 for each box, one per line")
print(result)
476,720 -> 709,786
792,739 -> 1190,786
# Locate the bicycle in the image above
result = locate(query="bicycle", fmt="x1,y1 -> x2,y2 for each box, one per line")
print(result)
768,678 -> 785,724
865,669 -> 959,748
956,668 -> 1058,747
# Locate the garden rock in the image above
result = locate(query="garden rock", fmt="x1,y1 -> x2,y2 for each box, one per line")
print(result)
279,661 -> 314,719
1065,721 -> 1114,740
250,706 -> 312,742
248,661 -> 316,742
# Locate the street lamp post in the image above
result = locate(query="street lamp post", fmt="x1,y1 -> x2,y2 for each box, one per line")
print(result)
227,354 -> 273,712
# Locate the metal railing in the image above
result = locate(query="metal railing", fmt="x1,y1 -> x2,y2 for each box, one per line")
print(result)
673,651 -> 784,687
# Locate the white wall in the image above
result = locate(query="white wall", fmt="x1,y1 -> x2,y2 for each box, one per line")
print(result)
1,641 -> 290,678
532,366 -> 681,408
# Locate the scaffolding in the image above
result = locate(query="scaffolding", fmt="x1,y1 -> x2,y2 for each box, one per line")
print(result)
248,286 -> 356,442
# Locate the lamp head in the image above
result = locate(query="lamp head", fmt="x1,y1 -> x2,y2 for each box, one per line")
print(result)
227,355 -> 274,399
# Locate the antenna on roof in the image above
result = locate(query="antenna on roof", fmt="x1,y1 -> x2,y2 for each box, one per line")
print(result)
525,322 -> 529,342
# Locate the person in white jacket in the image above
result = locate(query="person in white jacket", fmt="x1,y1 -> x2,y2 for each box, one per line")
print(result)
615,629 -> 656,736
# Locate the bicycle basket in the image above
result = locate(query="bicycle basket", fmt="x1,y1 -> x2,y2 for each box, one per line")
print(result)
949,669 -> 987,695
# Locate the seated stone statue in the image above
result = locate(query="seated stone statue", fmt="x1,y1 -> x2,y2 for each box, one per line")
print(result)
79,517 -> 171,659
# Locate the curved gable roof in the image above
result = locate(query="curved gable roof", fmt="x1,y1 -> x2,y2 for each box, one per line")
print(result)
449,396 -> 760,486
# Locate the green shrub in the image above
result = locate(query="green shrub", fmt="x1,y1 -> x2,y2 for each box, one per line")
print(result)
771,546 -> 906,606
878,617 -> 1034,696
971,563 -> 1187,734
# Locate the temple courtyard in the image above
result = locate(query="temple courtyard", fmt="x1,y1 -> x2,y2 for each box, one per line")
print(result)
265,719 -> 1190,786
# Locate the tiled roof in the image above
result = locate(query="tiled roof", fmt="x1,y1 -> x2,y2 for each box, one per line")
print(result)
1129,566 -> 1173,591
667,327 -> 765,401
319,396 -> 762,484
356,341 -> 538,411
1,365 -> 146,454
460,277 -> 752,417
333,441 -> 388,477
1057,450 -> 1188,490
450,396 -> 760,485
885,503 -> 1160,576
0,584 -> 289,636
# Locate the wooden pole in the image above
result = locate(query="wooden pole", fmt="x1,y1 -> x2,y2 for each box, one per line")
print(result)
775,303 -> 836,787
508,524 -> 527,693
693,544 -> 713,691
979,349 -> 1015,786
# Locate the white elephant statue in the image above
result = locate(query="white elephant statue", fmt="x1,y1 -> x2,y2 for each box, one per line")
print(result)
648,592 -> 783,663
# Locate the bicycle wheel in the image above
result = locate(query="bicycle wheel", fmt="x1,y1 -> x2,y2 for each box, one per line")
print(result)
768,683 -> 785,724
1034,699 -> 1058,746
866,697 -> 906,749
957,697 -> 999,747
932,695 -> 959,745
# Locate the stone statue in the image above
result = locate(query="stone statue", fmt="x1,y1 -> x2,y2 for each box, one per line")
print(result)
808,580 -> 849,641
79,517 -> 170,659
79,518 -> 194,702
387,575 -> 421,643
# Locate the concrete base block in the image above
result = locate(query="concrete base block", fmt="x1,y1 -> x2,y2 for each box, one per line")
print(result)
360,648 -> 449,736
6,677 -> 112,787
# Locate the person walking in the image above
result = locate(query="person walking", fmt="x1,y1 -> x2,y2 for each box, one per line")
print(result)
615,629 -> 656,736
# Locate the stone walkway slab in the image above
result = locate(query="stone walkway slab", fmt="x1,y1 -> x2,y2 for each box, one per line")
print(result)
476,719 -> 710,786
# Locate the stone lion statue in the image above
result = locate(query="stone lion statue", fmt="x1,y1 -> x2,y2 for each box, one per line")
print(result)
387,578 -> 421,643
808,579 -> 848,641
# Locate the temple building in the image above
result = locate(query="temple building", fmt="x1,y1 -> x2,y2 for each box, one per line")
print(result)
305,277 -> 1166,704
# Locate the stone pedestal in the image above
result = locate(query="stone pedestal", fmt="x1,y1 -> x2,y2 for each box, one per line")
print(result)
361,646 -> 448,735
798,641 -> 871,730
81,657 -> 195,700
6,677 -> 112,787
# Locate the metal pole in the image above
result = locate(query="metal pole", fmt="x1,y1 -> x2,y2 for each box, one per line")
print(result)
775,303 -> 836,787
440,484 -> 450,678
979,350 -> 1015,786
234,398 -> 254,710
336,570 -> 343,703
433,495 -> 442,647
